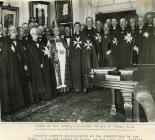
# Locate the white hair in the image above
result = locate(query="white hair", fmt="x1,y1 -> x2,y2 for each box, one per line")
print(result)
8,25 -> 16,35
8,25 -> 16,31
30,27 -> 38,35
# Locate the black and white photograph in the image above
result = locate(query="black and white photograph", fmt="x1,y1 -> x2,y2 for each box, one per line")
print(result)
0,0 -> 155,124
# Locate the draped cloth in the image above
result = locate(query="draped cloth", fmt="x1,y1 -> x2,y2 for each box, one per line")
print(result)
56,42 -> 66,88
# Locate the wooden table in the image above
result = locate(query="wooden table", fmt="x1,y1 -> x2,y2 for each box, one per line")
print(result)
89,72 -> 139,122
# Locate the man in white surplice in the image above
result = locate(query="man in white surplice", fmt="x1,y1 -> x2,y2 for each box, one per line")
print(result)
51,26 -> 70,92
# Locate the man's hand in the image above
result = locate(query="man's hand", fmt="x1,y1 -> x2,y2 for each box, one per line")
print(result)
134,45 -> 139,54
24,65 -> 28,71
106,50 -> 111,55
40,64 -> 43,68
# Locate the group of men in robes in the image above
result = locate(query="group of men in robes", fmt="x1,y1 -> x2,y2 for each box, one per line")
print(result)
70,14 -> 155,105
0,24 -> 57,119
1,13 -> 155,119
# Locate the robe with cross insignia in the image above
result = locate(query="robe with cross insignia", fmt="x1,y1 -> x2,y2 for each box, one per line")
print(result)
70,33 -> 83,91
137,25 -> 155,64
110,27 -> 120,67
129,27 -> 139,65
40,41 -> 57,100
93,29 -> 103,60
81,30 -> 98,88
117,27 -> 134,68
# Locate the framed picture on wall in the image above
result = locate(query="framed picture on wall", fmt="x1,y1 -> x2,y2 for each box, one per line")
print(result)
55,0 -> 73,23
1,6 -> 19,28
29,1 -> 50,26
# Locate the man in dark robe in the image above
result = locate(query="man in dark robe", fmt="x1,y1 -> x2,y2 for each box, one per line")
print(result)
81,17 -> 98,92
64,26 -> 72,58
137,14 -> 154,64
16,27 -> 33,107
0,23 -> 10,114
110,18 -> 119,67
129,17 -> 139,65
117,18 -> 134,68
22,23 -> 31,46
37,26 -> 47,46
100,23 -> 112,67
3,26 -> 25,115
82,17 -> 97,54
27,28 -> 45,103
134,17 -> 145,64
70,22 -> 83,92
64,26 -> 72,47
39,35 -> 57,100
94,20 -> 104,64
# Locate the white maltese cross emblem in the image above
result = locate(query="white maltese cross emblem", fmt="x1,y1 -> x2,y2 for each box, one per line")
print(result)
124,33 -> 133,43
143,32 -> 149,38
95,33 -> 101,42
73,37 -> 82,49
84,40 -> 93,50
